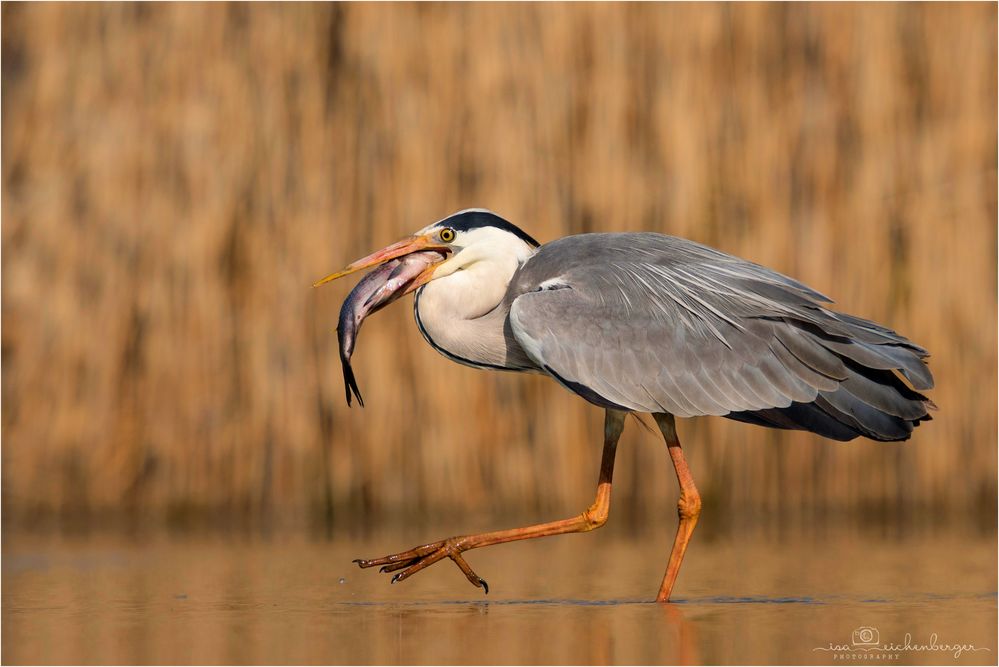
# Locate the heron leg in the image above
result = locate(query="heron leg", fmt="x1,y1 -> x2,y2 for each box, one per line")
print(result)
353,409 -> 627,593
654,412 -> 701,602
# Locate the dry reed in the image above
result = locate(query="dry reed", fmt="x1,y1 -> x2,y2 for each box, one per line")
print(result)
2,3 -> 996,527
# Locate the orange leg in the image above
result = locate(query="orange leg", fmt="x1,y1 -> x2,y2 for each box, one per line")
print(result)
654,412 -> 702,602
354,409 -> 627,593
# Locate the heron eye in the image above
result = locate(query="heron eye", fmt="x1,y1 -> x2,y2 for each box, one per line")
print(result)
439,227 -> 456,243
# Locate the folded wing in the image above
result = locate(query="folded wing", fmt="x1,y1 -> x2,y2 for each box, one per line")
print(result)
507,233 -> 934,441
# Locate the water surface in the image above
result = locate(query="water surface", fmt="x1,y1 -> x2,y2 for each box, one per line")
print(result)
3,524 -> 996,664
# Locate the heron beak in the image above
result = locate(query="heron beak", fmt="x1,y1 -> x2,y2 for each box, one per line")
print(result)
312,234 -> 446,287
401,263 -> 439,295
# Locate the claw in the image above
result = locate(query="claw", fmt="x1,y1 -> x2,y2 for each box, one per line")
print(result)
480,579 -> 489,595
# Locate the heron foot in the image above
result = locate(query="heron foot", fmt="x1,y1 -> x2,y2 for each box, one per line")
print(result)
353,537 -> 489,594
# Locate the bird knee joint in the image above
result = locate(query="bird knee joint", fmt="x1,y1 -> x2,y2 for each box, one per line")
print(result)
677,493 -> 701,520
582,504 -> 609,531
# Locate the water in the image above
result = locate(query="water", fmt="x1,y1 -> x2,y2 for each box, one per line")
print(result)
3,524 -> 996,664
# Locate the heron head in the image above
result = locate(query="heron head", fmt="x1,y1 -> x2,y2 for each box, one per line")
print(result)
313,209 -> 539,292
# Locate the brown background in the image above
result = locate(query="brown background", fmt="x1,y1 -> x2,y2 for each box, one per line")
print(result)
2,3 -> 996,530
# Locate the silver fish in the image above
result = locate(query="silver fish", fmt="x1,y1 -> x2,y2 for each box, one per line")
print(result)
337,250 -> 442,406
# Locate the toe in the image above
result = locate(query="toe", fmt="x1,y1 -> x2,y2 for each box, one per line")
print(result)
388,550 -> 448,584
379,560 -> 415,574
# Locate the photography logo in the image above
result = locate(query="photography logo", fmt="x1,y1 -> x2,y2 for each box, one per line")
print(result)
813,626 -> 990,661
852,626 -> 880,647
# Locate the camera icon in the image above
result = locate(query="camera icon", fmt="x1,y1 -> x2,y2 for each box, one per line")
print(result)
852,626 -> 880,646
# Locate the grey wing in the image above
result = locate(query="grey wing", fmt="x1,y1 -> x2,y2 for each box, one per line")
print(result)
507,233 -> 934,440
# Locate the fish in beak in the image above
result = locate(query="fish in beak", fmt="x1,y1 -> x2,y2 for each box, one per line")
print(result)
313,234 -> 449,290
314,234 -> 450,406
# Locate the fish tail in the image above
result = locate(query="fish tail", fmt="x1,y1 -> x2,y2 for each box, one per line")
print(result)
341,360 -> 365,408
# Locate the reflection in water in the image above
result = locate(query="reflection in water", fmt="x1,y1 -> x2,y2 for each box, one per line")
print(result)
3,524 -> 996,665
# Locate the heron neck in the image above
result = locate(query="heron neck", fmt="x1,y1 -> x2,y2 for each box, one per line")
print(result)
414,258 -> 535,371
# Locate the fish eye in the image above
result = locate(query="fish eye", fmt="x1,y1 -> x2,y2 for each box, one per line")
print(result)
439,227 -> 456,243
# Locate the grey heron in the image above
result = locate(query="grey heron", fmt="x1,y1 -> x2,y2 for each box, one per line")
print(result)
314,209 -> 934,602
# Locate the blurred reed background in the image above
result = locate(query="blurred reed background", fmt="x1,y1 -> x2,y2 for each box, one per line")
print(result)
2,3 -> 996,531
